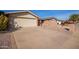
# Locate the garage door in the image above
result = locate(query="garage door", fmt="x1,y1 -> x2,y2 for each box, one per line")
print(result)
14,18 -> 37,28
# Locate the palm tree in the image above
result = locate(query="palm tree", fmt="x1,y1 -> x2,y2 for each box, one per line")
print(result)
0,11 -> 8,31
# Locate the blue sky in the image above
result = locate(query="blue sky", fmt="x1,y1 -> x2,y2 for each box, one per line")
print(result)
31,10 -> 79,20
1,10 -> 79,20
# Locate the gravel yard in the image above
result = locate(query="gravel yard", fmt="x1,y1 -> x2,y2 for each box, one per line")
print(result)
0,26 -> 79,49
13,26 -> 79,49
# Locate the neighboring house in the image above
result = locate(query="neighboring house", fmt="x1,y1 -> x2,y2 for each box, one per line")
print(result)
5,11 -> 40,30
41,17 -> 57,27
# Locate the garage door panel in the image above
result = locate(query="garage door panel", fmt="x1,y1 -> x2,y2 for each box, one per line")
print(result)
14,18 -> 37,28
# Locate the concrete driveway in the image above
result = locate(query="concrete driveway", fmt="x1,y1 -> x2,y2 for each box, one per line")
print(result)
0,32 -> 17,49
13,27 -> 79,49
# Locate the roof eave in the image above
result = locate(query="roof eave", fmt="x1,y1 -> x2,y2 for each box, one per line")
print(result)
5,10 -> 40,18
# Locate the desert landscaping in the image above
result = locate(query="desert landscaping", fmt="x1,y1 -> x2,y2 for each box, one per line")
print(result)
0,10 -> 79,49
0,25 -> 79,49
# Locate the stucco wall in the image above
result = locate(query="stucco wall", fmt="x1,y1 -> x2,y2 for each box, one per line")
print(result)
42,20 -> 57,29
60,24 -> 75,32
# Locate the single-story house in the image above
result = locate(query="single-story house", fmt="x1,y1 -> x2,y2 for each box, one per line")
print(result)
5,11 -> 40,30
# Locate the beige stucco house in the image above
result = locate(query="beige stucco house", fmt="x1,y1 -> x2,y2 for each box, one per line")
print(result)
5,11 -> 40,30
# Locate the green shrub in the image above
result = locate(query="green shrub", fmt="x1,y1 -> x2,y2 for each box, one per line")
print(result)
0,14 -> 8,31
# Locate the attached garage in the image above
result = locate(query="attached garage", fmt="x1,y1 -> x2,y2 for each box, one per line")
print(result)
6,11 -> 40,30
14,18 -> 37,28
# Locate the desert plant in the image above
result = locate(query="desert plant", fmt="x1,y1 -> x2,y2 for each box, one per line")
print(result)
0,11 -> 8,31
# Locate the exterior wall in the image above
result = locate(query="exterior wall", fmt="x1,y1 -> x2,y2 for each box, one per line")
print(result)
75,23 -> 79,32
61,24 -> 75,32
66,23 -> 79,32
42,20 -> 57,28
68,24 -> 75,32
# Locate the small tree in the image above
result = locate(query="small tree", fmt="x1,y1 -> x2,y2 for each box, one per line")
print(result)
0,11 -> 8,31
69,14 -> 79,22
69,14 -> 79,31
